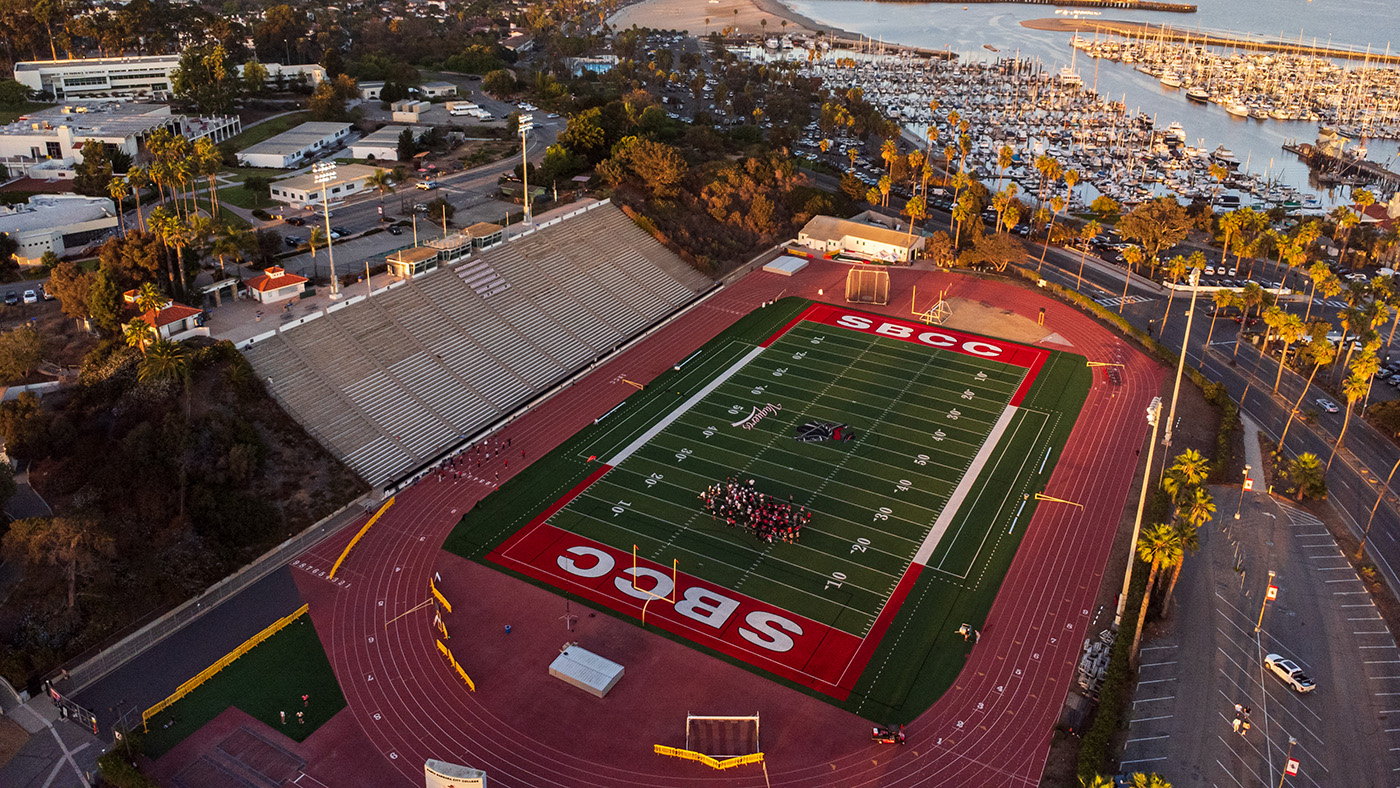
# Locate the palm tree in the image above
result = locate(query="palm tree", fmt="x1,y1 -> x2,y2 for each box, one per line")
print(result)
1278,333 -> 1336,452
138,340 -> 189,383
1079,777 -> 1114,788
952,193 -> 977,248
1131,523 -> 1183,666
1333,205 -> 1360,268
1168,448 -> 1211,488
878,175 -> 891,208
107,176 -> 130,236
308,226 -> 326,283
1161,514 -> 1204,615
211,226 -> 247,275
1327,371 -> 1370,470
365,167 -> 394,212
127,166 -> 150,232
1129,773 -> 1173,788
1204,289 -> 1235,353
1304,260 -> 1332,321
845,147 -> 858,172
1267,308 -> 1307,392
996,144 -> 1014,192
1289,453 -> 1326,502
880,138 -> 897,177
123,317 -> 156,355
193,137 -> 223,218
1036,196 -> 1066,273
1233,282 -> 1264,358
135,281 -> 166,315
1119,245 -> 1145,314
1158,254 -> 1190,335
1075,220 -> 1101,292
903,194 -> 927,242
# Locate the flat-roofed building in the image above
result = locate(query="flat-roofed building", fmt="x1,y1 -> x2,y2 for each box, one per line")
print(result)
0,194 -> 118,264
420,81 -> 457,98
390,100 -> 430,123
268,163 -> 379,208
350,125 -> 420,161
0,102 -> 240,178
464,221 -> 504,248
244,265 -> 309,304
359,81 -> 386,100
14,54 -> 181,100
796,215 -> 924,263
386,231 -> 476,278
236,121 -> 353,169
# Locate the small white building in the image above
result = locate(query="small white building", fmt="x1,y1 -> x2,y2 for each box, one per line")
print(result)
14,54 -> 181,100
350,125 -> 419,161
796,215 -> 924,264
238,62 -> 326,88
0,195 -> 118,264
268,163 -> 380,208
358,80 -> 386,100
420,81 -> 457,98
244,265 -> 309,304
236,121 -> 353,169
123,290 -> 202,340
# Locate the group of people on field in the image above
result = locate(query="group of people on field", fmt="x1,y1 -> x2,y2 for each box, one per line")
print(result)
698,477 -> 810,543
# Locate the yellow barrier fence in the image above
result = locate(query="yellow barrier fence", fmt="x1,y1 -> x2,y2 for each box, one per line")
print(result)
328,497 -> 395,579
142,604 -> 309,731
653,745 -> 764,770
436,639 -> 475,692
429,577 -> 452,614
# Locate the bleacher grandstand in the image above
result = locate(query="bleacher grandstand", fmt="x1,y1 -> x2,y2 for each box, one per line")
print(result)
242,202 -> 713,487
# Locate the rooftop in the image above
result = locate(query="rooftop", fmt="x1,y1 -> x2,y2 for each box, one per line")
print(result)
356,125 -> 415,146
466,221 -> 504,237
800,215 -> 919,249
14,54 -> 180,72
387,246 -> 440,264
246,266 -> 309,292
240,121 -> 353,157
274,163 -> 381,193
0,101 -> 178,141
0,195 -> 116,233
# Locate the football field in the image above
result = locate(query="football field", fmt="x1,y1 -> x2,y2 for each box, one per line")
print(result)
447,300 -> 1089,719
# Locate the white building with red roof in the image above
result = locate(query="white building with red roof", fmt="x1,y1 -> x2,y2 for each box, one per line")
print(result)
244,266 -> 308,304
122,290 -> 202,340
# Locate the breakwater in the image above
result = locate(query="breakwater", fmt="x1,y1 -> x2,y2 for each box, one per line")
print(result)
874,0 -> 1195,12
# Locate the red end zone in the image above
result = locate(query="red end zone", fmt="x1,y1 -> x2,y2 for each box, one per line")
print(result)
487,304 -> 1045,698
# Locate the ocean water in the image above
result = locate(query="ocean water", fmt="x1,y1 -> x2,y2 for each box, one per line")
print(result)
783,0 -> 1400,199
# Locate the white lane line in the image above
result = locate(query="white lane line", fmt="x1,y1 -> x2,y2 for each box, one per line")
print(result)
1120,757 -> 1168,765
1368,661 -> 1400,664
1356,630 -> 1393,635
1125,735 -> 1171,744
1142,644 -> 1179,651
1132,696 -> 1175,704
1326,578 -> 1364,583
1138,678 -> 1177,685
1140,661 -> 1179,668
1131,714 -> 1174,724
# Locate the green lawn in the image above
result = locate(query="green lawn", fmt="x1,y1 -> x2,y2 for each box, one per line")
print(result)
218,183 -> 274,210
139,615 -> 346,757
446,298 -> 1090,723
222,111 -> 313,153
194,197 -> 252,229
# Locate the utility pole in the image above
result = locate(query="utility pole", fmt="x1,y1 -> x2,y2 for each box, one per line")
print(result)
1160,267 -> 1201,478
519,113 -> 534,225
1116,395 -> 1162,629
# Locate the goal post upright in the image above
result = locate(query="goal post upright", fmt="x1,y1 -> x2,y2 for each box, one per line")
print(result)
632,544 -> 678,625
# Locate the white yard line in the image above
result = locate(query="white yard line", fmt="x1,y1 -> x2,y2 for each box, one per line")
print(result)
607,346 -> 765,466
914,404 -> 1018,566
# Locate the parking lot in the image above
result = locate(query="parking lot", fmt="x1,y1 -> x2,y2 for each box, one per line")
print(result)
1120,486 -> 1400,786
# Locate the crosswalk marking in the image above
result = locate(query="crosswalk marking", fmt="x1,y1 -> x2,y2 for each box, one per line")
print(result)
1095,294 -> 1154,307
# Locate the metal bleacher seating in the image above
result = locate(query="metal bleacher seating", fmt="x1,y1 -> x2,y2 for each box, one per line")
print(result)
243,201 -> 713,486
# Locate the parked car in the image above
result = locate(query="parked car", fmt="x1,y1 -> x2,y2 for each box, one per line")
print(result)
285,235 -> 302,247
286,217 -> 306,226
1264,653 -> 1316,693
4,291 -> 18,305
39,284 -> 53,301
387,225 -> 403,235
1315,398 -> 1340,414
414,203 -> 429,212
1205,266 -> 1216,276
331,226 -> 349,236
21,289 -> 36,304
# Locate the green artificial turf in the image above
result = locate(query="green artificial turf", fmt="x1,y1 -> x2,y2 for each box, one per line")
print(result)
139,615 -> 346,757
445,297 -> 1090,723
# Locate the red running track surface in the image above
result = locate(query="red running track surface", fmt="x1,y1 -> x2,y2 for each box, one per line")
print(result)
290,260 -> 1162,787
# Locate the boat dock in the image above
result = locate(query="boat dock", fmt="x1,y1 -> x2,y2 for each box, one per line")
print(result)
1283,141 -> 1400,188
884,0 -> 1196,11
1025,19 -> 1400,64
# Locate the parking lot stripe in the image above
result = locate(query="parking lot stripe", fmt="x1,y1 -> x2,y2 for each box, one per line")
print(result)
1336,591 -> 1371,595
1326,578 -> 1364,583
1141,644 -> 1179,651
1130,714 -> 1173,725
1215,758 -> 1247,788
1343,603 -> 1378,608
1138,678 -> 1177,684
1362,645 -> 1399,649
1356,630 -> 1393,635
1125,735 -> 1170,745
1119,756 -> 1168,766
1140,661 -> 1178,667
1132,696 -> 1175,704
1367,660 -> 1400,664
1350,616 -> 1385,621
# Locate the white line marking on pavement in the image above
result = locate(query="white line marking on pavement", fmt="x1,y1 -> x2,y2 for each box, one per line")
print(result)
1140,661 -> 1179,667
1125,735 -> 1171,744
1132,696 -> 1175,704
1131,715 -> 1173,724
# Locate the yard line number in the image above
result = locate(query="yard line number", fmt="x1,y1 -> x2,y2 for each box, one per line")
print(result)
643,472 -> 664,488
850,537 -> 871,554
825,571 -> 847,590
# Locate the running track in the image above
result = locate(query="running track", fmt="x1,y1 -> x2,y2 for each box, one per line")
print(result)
291,260 -> 1162,786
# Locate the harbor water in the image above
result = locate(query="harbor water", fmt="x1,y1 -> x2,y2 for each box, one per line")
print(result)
784,0 -> 1400,202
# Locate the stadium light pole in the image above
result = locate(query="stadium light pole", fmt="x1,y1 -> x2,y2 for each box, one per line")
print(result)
1159,267 -> 1201,479
1115,395 -> 1162,629
312,161 -> 341,298
519,113 -> 534,225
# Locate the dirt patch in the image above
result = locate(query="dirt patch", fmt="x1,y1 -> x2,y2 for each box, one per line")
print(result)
0,715 -> 29,769
944,297 -> 1051,344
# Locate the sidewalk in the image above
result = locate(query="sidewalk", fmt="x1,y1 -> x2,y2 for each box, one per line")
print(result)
0,695 -> 101,788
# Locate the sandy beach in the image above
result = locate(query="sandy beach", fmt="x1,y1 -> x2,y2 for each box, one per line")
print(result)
608,0 -> 848,38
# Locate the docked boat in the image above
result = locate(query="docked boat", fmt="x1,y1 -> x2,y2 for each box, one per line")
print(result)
1225,102 -> 1250,118
1159,72 -> 1182,88
1212,145 -> 1241,167
1058,66 -> 1083,88
1186,87 -> 1210,102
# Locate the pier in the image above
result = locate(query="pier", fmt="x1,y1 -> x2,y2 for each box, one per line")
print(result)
878,0 -> 1196,11
1024,18 -> 1400,64
1282,141 -> 1400,188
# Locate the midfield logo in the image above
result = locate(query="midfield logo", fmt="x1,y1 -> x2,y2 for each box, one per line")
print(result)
795,421 -> 854,443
